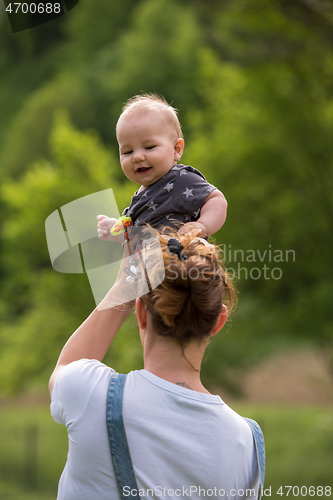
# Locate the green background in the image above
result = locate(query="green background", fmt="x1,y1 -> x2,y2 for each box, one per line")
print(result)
0,0 -> 332,497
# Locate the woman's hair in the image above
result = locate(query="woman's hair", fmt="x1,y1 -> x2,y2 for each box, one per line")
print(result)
117,93 -> 184,140
141,228 -> 237,345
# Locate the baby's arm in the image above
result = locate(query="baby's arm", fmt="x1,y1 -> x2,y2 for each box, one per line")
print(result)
179,189 -> 227,236
97,215 -> 124,243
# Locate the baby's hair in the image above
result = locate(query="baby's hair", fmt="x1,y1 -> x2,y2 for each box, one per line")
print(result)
141,227 -> 237,346
117,93 -> 184,140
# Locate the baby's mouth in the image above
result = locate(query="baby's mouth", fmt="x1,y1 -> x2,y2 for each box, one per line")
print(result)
136,167 -> 152,174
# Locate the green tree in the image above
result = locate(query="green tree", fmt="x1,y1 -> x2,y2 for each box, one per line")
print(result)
1,0 -> 333,394
0,111 -> 137,393
183,35 -> 333,376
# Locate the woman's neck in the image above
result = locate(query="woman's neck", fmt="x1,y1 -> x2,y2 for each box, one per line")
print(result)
142,333 -> 210,394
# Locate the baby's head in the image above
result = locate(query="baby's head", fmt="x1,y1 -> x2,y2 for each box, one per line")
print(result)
116,94 -> 185,189
117,94 -> 183,141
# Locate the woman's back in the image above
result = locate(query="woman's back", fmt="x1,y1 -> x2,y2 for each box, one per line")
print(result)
52,359 -> 259,500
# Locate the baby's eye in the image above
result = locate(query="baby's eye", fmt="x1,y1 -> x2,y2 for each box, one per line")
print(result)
145,145 -> 156,150
123,150 -> 132,155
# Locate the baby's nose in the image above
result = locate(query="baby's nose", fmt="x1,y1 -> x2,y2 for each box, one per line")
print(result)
133,150 -> 145,163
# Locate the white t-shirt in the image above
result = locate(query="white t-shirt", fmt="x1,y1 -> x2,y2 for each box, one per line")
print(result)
51,359 -> 259,500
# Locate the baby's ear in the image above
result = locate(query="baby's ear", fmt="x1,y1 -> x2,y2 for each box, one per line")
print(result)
174,138 -> 185,160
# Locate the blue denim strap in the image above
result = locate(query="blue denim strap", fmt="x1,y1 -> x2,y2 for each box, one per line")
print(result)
106,373 -> 141,500
244,417 -> 266,500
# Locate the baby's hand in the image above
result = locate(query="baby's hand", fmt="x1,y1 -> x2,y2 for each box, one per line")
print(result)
97,215 -> 122,242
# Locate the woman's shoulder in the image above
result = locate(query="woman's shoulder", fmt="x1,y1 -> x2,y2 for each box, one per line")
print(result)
51,360 -> 115,425
57,359 -> 114,383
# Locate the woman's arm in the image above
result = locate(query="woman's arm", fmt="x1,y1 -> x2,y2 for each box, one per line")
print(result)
48,305 -> 131,396
48,243 -> 136,396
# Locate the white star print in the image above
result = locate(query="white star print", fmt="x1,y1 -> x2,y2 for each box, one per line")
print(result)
147,201 -> 158,210
179,169 -> 187,176
183,188 -> 193,198
141,189 -> 149,197
164,182 -> 174,192
193,209 -> 200,218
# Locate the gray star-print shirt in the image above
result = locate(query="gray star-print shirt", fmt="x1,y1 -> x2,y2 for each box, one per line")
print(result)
123,164 -> 217,230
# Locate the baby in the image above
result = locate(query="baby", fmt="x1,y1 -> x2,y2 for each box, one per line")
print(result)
97,94 -> 227,242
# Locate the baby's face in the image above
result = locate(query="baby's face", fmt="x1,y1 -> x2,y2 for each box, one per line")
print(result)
116,110 -> 183,190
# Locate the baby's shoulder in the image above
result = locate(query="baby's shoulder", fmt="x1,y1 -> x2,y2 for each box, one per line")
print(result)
172,164 -> 207,181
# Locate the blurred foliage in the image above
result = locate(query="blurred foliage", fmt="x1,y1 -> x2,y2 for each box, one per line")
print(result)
0,0 -> 333,394
0,112 -> 133,393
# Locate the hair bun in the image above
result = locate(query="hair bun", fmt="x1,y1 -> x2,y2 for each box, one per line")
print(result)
142,228 -> 236,345
167,238 -> 187,261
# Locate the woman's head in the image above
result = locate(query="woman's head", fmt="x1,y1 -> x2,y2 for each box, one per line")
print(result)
141,228 -> 237,346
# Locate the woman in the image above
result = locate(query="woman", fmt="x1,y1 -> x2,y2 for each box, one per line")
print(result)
49,229 -> 263,500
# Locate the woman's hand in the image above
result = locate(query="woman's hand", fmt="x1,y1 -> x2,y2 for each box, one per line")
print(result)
98,240 -> 138,311
178,221 -> 207,237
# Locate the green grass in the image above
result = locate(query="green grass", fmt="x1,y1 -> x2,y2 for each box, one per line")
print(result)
0,404 -> 67,500
231,402 -> 333,499
0,402 -> 332,499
